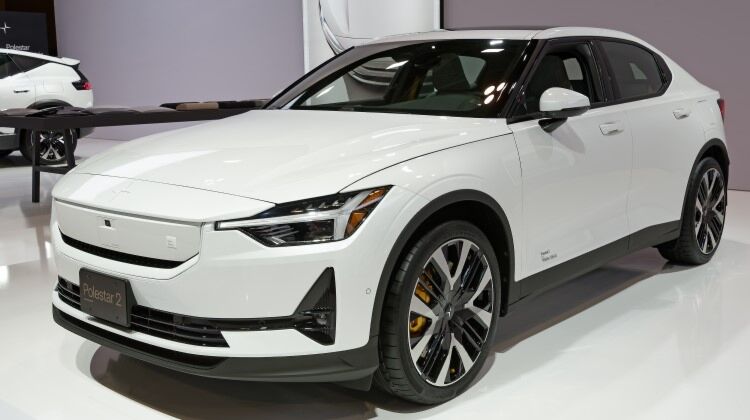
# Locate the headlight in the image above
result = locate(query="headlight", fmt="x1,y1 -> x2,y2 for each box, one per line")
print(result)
215,186 -> 391,246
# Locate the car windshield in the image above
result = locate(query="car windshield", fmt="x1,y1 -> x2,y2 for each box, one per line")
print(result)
270,40 -> 529,118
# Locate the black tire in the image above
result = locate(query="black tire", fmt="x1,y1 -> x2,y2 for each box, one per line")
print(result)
657,157 -> 727,265
18,129 -> 78,165
375,220 -> 501,404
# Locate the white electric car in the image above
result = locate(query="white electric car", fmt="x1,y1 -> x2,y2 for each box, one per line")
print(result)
51,27 -> 728,404
0,49 -> 93,164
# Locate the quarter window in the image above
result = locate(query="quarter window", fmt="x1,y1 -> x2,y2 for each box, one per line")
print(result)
0,54 -> 23,79
10,55 -> 48,72
600,41 -> 665,100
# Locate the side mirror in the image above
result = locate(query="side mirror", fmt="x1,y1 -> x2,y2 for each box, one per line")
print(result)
538,87 -> 591,132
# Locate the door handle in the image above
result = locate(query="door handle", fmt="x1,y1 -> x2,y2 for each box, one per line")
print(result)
13,88 -> 30,94
599,122 -> 624,135
673,108 -> 691,119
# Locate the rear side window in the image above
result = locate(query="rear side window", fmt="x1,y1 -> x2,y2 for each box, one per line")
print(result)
600,41 -> 665,101
0,54 -> 23,79
10,55 -> 49,72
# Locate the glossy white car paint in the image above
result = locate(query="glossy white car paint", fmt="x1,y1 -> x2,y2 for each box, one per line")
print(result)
0,49 -> 93,153
50,28 -> 725,367
69,110 -> 511,203
539,87 -> 591,112
0,49 -> 93,113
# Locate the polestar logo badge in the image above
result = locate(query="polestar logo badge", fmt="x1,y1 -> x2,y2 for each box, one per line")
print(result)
0,23 -> 10,35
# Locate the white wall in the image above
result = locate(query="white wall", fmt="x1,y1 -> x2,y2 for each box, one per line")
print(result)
54,0 -> 304,140
445,0 -> 750,190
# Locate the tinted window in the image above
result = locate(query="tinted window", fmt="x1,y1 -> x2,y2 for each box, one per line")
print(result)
10,55 -> 48,72
519,42 -> 603,115
0,54 -> 23,79
288,40 -> 528,117
600,41 -> 664,100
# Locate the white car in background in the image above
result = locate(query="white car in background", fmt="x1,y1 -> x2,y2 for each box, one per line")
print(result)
0,49 -> 93,164
50,27 -> 728,404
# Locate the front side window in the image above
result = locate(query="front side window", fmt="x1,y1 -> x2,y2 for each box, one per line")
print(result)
517,42 -> 603,116
278,40 -> 529,117
600,41 -> 665,100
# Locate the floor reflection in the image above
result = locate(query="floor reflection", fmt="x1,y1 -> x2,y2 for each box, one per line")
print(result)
77,242 -> 740,419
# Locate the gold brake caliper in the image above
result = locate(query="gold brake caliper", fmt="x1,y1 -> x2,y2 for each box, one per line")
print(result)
410,276 -> 432,335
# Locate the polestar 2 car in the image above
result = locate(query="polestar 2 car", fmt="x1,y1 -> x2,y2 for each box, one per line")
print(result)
50,27 -> 728,404
0,49 -> 94,164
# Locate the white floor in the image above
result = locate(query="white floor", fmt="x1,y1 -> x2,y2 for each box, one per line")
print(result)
1,140 -> 750,420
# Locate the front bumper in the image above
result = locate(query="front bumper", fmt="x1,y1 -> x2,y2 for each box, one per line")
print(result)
50,184 -> 427,366
53,306 -> 378,382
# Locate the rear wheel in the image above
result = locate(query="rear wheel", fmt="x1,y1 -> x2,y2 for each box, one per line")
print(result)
19,129 -> 78,165
376,221 -> 501,404
658,157 -> 727,264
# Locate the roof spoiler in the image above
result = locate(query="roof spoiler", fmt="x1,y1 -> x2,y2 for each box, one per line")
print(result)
60,57 -> 80,67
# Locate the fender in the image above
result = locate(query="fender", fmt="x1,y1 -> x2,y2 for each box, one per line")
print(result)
368,189 -> 515,337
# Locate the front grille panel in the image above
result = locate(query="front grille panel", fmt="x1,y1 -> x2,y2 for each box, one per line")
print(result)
57,278 -> 81,310
60,232 -> 189,269
56,278 -> 228,347
55,267 -> 337,348
130,307 -> 228,347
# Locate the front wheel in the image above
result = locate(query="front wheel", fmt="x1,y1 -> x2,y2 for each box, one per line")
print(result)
376,221 -> 501,404
658,157 -> 727,264
19,129 -> 78,165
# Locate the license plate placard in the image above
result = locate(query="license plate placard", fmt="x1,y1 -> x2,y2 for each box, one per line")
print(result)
79,269 -> 130,327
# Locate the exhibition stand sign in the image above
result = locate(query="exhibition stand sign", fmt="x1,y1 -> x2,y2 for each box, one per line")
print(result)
0,11 -> 48,54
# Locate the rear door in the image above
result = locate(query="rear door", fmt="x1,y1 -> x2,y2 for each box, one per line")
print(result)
0,53 -> 35,136
595,40 -> 702,234
508,39 -> 633,278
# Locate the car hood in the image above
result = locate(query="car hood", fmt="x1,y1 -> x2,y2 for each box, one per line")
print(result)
73,110 -> 510,203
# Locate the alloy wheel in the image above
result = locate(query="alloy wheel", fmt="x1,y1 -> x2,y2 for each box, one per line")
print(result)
694,168 -> 726,254
407,238 -> 494,387
38,130 -> 68,162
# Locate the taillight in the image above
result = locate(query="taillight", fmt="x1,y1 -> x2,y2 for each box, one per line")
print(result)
71,65 -> 91,90
717,98 -> 725,121
72,80 -> 92,90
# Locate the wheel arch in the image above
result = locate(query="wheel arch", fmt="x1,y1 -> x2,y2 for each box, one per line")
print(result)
369,189 -> 515,337
696,138 -> 730,184
28,99 -> 74,110
688,138 -> 729,201
676,138 -> 730,228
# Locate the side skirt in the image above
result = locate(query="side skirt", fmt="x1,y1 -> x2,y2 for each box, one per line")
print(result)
507,221 -> 680,309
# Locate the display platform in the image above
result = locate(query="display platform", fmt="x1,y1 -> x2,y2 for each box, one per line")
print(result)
0,140 -> 748,419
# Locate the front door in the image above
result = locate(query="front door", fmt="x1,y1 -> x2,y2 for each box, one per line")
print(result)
508,40 -> 633,279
